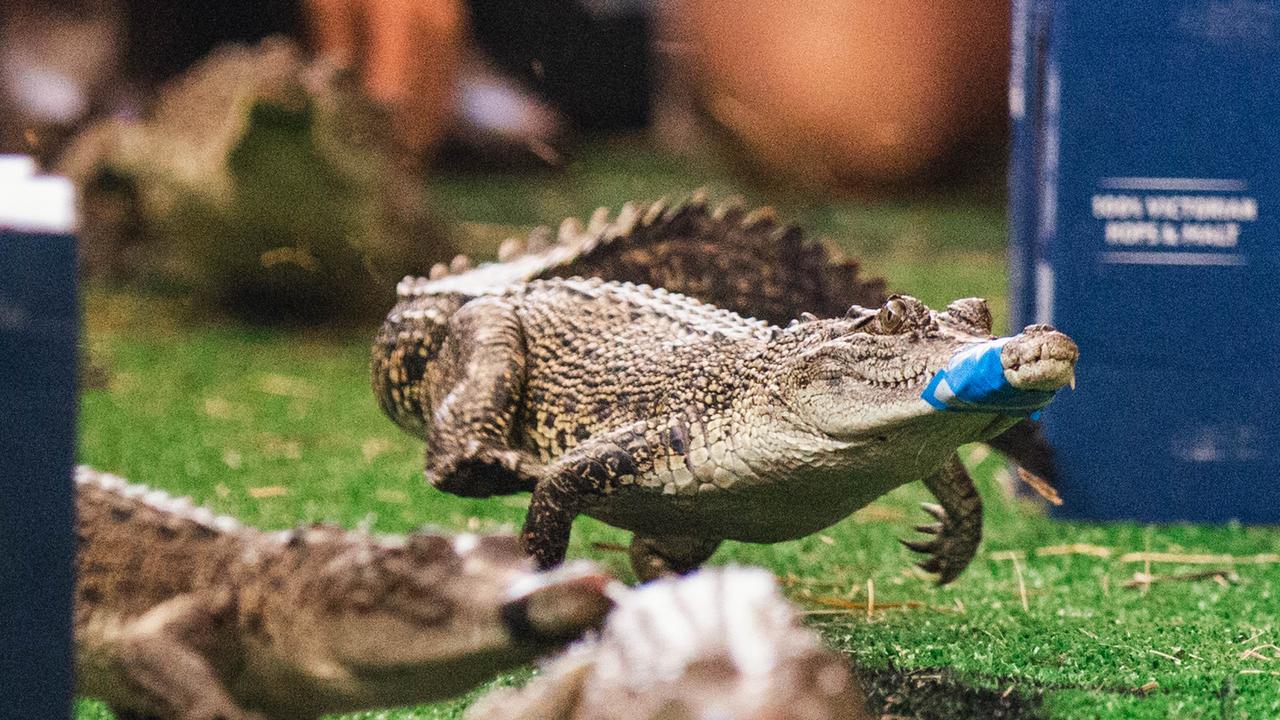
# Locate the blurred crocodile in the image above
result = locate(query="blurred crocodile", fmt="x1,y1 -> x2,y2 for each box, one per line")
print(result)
466,566 -> 871,720
74,466 -> 613,720
373,208 -> 1079,581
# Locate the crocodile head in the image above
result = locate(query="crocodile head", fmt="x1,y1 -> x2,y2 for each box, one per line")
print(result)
263,529 -> 615,715
780,295 -> 1078,442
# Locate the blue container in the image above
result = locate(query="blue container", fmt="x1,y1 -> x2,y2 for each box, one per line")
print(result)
1009,1 -> 1280,522
0,157 -> 78,718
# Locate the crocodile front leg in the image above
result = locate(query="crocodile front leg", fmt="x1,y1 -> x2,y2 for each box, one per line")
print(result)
900,455 -> 982,585
426,297 -> 540,497
523,427 -> 653,569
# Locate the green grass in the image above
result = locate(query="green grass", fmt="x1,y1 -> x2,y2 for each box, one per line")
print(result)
77,138 -> 1280,718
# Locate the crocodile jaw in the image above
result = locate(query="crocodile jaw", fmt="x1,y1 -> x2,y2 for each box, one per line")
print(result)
1001,325 -> 1079,392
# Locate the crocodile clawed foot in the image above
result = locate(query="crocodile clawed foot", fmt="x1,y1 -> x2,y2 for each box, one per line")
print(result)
899,502 -> 977,585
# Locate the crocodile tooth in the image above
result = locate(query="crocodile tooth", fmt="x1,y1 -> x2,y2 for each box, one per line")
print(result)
450,254 -> 472,273
498,236 -> 526,261
799,312 -> 818,323
428,262 -> 449,280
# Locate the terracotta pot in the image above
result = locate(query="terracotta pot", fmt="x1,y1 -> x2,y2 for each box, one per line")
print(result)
673,0 -> 1010,188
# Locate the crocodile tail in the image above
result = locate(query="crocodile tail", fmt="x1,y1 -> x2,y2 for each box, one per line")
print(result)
531,195 -> 888,326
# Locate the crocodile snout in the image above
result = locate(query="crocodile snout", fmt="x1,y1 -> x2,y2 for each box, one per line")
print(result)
501,561 -> 616,645
1001,325 -> 1079,392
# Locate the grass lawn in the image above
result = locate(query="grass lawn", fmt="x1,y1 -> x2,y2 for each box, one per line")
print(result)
76,139 -> 1280,719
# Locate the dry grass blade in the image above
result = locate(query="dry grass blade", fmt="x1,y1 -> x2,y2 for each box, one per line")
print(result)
809,596 -> 925,612
867,578 -> 875,621
1119,551 -> 1280,565
1240,644 -> 1280,661
1035,543 -> 1114,558
1016,467 -> 1063,505
1012,556 -> 1029,612
248,485 -> 288,499
989,550 -> 1027,561
1122,569 -> 1238,589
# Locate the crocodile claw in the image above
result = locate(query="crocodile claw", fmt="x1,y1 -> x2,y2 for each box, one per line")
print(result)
899,537 -> 938,554
921,502 -> 947,522
916,557 -> 943,574
902,502 -> 978,585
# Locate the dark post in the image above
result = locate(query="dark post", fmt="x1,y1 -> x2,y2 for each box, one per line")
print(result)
0,156 -> 78,718
1009,2 -> 1280,521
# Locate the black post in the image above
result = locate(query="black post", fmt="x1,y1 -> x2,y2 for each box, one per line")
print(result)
0,157 -> 77,719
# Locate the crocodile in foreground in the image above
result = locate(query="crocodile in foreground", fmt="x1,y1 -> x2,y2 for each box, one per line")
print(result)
74,466 -> 614,720
466,565 -> 871,720
374,239 -> 1078,581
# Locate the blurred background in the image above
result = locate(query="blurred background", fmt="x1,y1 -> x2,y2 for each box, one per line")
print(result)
12,4 -> 1280,717
0,0 -> 1011,325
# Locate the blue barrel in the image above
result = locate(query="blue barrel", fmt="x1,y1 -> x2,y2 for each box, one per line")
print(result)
0,157 -> 78,718
1009,1 -> 1280,522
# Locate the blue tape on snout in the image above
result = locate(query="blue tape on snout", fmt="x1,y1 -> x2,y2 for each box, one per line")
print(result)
921,337 -> 1057,417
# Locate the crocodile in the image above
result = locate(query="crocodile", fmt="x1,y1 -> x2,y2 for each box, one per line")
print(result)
373,213 -> 1079,582
465,565 -> 871,720
74,466 -> 614,720
377,196 -> 1058,483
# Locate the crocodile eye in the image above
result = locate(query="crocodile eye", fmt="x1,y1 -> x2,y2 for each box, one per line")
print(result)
877,298 -> 908,333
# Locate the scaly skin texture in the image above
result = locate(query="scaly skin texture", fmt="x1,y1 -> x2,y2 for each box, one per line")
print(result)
374,197 -> 1057,482
373,242 -> 1079,583
73,467 -> 613,720
465,566 -> 872,720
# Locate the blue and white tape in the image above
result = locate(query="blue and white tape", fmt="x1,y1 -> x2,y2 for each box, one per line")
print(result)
921,337 -> 1058,417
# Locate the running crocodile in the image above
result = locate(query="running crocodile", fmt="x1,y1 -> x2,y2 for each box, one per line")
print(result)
372,215 -> 1079,581
74,466 -> 613,720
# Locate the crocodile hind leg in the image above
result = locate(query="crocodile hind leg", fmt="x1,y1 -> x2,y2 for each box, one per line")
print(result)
523,426 -> 654,569
426,297 -> 540,497
628,535 -> 722,582
900,454 -> 983,585
101,592 -> 261,720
